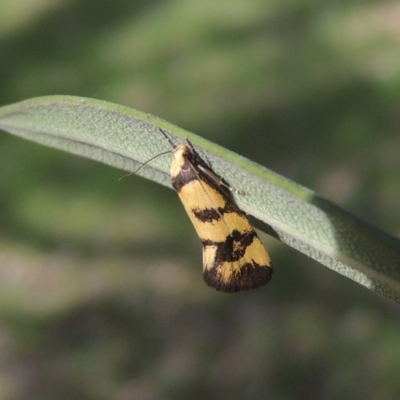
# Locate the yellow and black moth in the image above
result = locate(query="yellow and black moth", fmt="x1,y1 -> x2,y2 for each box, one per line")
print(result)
158,129 -> 273,293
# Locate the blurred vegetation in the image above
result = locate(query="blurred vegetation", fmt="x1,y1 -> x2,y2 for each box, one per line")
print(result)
0,0 -> 400,399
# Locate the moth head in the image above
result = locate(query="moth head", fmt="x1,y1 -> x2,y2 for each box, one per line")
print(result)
171,144 -> 193,177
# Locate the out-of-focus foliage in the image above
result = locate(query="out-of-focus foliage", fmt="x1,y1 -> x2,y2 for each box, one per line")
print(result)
0,0 -> 399,399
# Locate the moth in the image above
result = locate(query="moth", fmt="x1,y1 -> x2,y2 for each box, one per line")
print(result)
158,129 -> 273,292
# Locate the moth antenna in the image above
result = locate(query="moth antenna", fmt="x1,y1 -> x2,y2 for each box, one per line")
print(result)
120,128 -> 176,182
186,139 -> 196,152
118,149 -> 172,181
159,128 -> 177,149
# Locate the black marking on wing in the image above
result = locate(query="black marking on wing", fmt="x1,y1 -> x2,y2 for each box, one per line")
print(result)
202,229 -> 257,263
203,261 -> 273,293
192,202 -> 244,223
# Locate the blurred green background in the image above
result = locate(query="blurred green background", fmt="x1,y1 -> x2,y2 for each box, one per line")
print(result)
1,0 -> 400,399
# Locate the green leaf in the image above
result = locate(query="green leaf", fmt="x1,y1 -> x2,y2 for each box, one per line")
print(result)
1,95 -> 400,302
